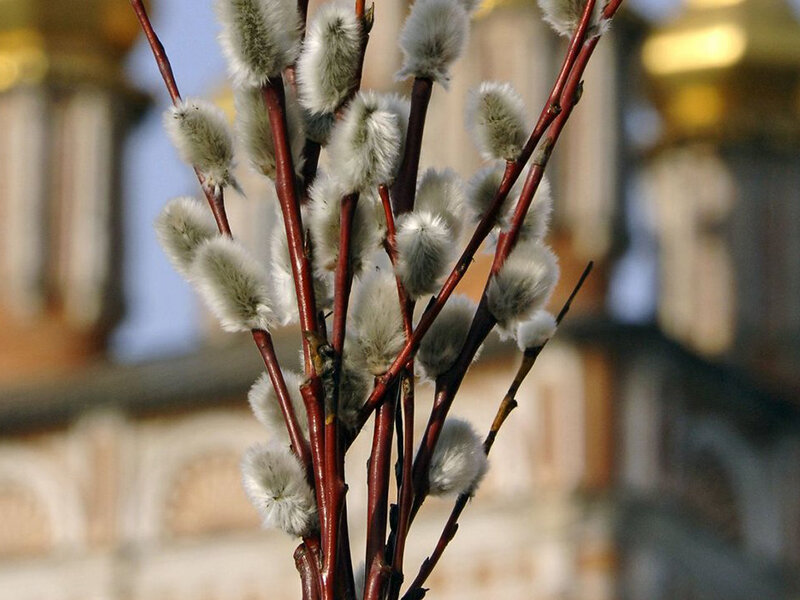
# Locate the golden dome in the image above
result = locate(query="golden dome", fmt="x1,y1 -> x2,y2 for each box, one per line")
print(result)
0,0 -> 145,91
642,0 -> 800,143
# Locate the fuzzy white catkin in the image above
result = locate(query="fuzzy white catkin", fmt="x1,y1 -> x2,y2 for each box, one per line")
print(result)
308,172 -> 380,276
155,197 -> 218,278
327,91 -> 404,192
192,237 -> 277,332
428,418 -> 488,496
466,162 -> 521,228
338,359 -> 370,431
486,240 -> 559,330
516,175 -> 553,242
466,81 -> 528,161
415,168 -> 466,240
395,210 -> 453,299
215,0 -> 302,86
248,370 -> 308,439
164,98 -> 236,191
538,0 -> 608,38
297,3 -> 362,114
270,216 -> 332,325
396,0 -> 469,88
235,85 -> 305,179
241,443 -> 318,537
303,109 -> 337,145
516,309 -> 557,350
417,295 -> 477,379
382,93 -> 411,169
352,271 -> 406,375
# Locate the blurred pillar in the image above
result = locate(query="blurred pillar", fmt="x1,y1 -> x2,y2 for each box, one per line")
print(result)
0,0 -> 146,381
641,0 -> 800,385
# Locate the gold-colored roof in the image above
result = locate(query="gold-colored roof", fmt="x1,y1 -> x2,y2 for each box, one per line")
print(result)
0,0 -> 143,91
642,0 -> 800,143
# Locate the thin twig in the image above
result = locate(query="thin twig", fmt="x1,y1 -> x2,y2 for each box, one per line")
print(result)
300,376 -> 329,546
387,374 -> 416,600
364,384 -> 398,600
261,79 -> 322,374
129,0 -> 181,103
295,540 -> 323,600
252,330 -> 312,471
391,77 -> 434,215
130,0 -> 325,574
402,262 -> 593,600
322,193 -> 360,598
377,184 -> 416,599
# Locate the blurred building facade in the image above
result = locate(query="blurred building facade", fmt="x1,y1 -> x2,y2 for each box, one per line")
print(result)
0,0 -> 799,599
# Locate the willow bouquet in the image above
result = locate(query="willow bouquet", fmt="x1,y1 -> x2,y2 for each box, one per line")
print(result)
132,0 -> 621,596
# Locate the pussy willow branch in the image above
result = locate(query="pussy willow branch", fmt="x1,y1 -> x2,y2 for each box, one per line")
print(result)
364,383 -> 398,600
129,1 -> 233,235
300,376 -> 329,530
386,373 -> 415,600
128,2 -> 322,587
321,192 -> 360,599
354,0 -> 607,431
410,8 -> 604,521
261,80 -> 322,375
127,0 -> 310,463
129,0 -> 180,103
253,330 -> 312,470
374,184 -> 416,600
260,83 -> 335,598
295,539 -> 323,600
402,262 -> 593,600
392,77 -> 434,215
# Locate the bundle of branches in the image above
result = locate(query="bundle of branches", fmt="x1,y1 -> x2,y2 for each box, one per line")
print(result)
132,0 -> 620,596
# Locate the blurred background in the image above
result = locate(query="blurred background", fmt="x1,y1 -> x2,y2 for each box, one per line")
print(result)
1,0 -> 799,598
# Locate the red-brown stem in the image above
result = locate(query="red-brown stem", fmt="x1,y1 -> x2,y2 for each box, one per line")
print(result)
523,0 -> 598,157
295,541 -> 323,600
262,79 -> 321,374
379,185 -> 398,261
129,0 -> 181,104
252,329 -> 312,470
402,263 -> 593,600
364,386 -> 397,600
379,185 -> 415,339
391,77 -> 433,215
376,184 -> 417,599
331,194 -> 359,355
387,374 -> 415,600
353,0 -> 611,430
321,193 -> 359,598
300,378 -> 328,535
198,177 -> 232,236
